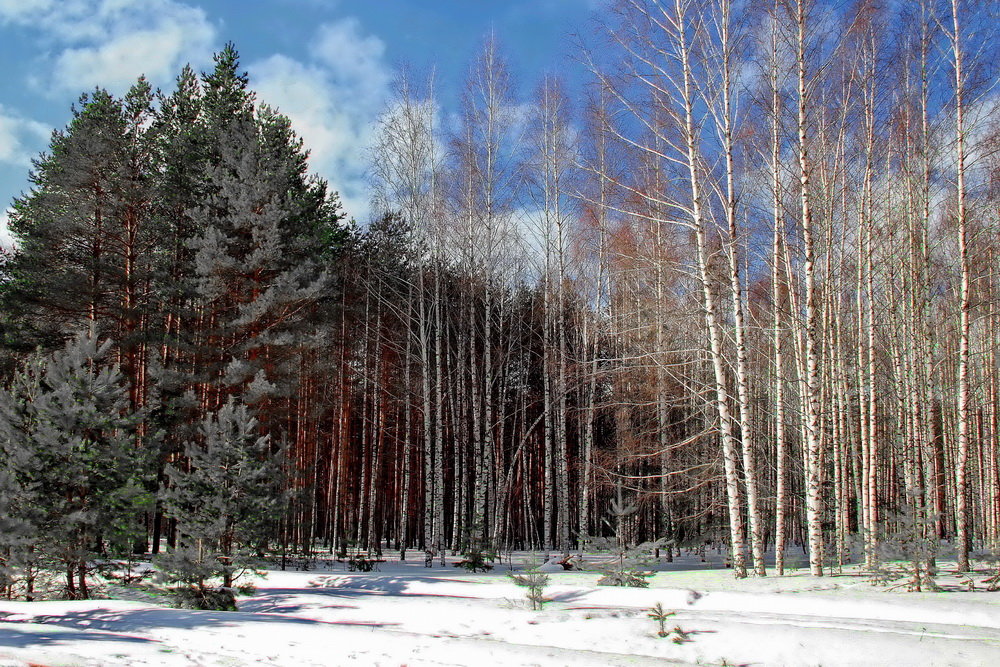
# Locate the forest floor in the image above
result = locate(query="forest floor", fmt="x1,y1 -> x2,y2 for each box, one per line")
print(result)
1,550 -> 1000,666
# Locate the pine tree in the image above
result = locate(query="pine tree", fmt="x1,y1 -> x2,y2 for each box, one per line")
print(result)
146,64 -> 210,556
508,557 -> 549,610
182,45 -> 344,421
159,397 -> 283,608
150,47 -> 347,556
0,81 -> 159,355
455,520 -> 498,572
186,120 -> 329,401
0,469 -> 37,599
0,354 -> 44,600
0,332 -> 148,599
587,499 -> 660,588
0,90 -> 121,348
0,45 -> 350,561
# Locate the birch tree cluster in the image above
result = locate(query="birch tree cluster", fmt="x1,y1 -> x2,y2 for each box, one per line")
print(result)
357,0 -> 1000,578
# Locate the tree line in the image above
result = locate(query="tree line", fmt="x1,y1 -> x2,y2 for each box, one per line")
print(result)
1,0 -> 998,598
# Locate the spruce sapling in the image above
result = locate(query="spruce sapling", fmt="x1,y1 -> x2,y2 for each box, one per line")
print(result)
508,558 -> 549,610
647,602 -> 690,643
867,490 -> 940,592
589,499 -> 659,587
455,522 -> 497,572
647,602 -> 675,637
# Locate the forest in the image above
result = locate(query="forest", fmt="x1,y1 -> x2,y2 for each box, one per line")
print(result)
0,0 -> 998,603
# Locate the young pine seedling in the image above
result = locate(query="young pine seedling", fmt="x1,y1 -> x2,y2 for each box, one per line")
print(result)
508,562 -> 550,611
647,602 -> 676,638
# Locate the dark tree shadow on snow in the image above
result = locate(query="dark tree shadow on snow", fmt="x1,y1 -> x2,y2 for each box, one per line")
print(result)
16,606 -> 399,637
238,592 -> 359,615
545,590 -> 590,604
302,575 -> 487,600
0,624 -> 155,648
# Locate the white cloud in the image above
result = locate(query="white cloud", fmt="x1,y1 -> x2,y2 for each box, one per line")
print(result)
0,0 -> 216,94
311,18 -> 390,104
250,18 -> 392,223
0,105 -> 50,167
0,209 -> 15,250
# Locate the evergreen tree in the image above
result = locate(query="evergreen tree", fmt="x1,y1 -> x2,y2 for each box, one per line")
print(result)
164,47 -> 347,471
0,466 -> 37,599
0,81 -> 159,356
159,396 -> 283,608
0,44 -> 352,561
455,520 -> 498,572
508,557 -> 549,610
0,332 -> 148,599
145,64 -> 209,555
186,119 -> 328,401
186,49 -> 341,406
586,499 -> 660,588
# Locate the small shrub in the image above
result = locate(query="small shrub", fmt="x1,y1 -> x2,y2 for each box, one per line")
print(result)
586,499 -> 663,588
236,582 -> 257,596
589,535 -> 659,588
170,585 -> 238,611
598,569 -> 652,588
455,555 -> 494,572
348,555 -> 377,572
647,602 -> 690,643
670,625 -> 690,644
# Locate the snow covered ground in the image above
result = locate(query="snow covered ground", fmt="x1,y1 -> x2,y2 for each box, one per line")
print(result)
2,551 -> 1000,666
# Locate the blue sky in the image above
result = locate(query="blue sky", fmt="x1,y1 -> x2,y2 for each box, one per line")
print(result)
0,0 -> 600,242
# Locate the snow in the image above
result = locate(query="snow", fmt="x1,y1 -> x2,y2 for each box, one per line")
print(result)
2,551 -> 1000,666
536,556 -> 566,572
